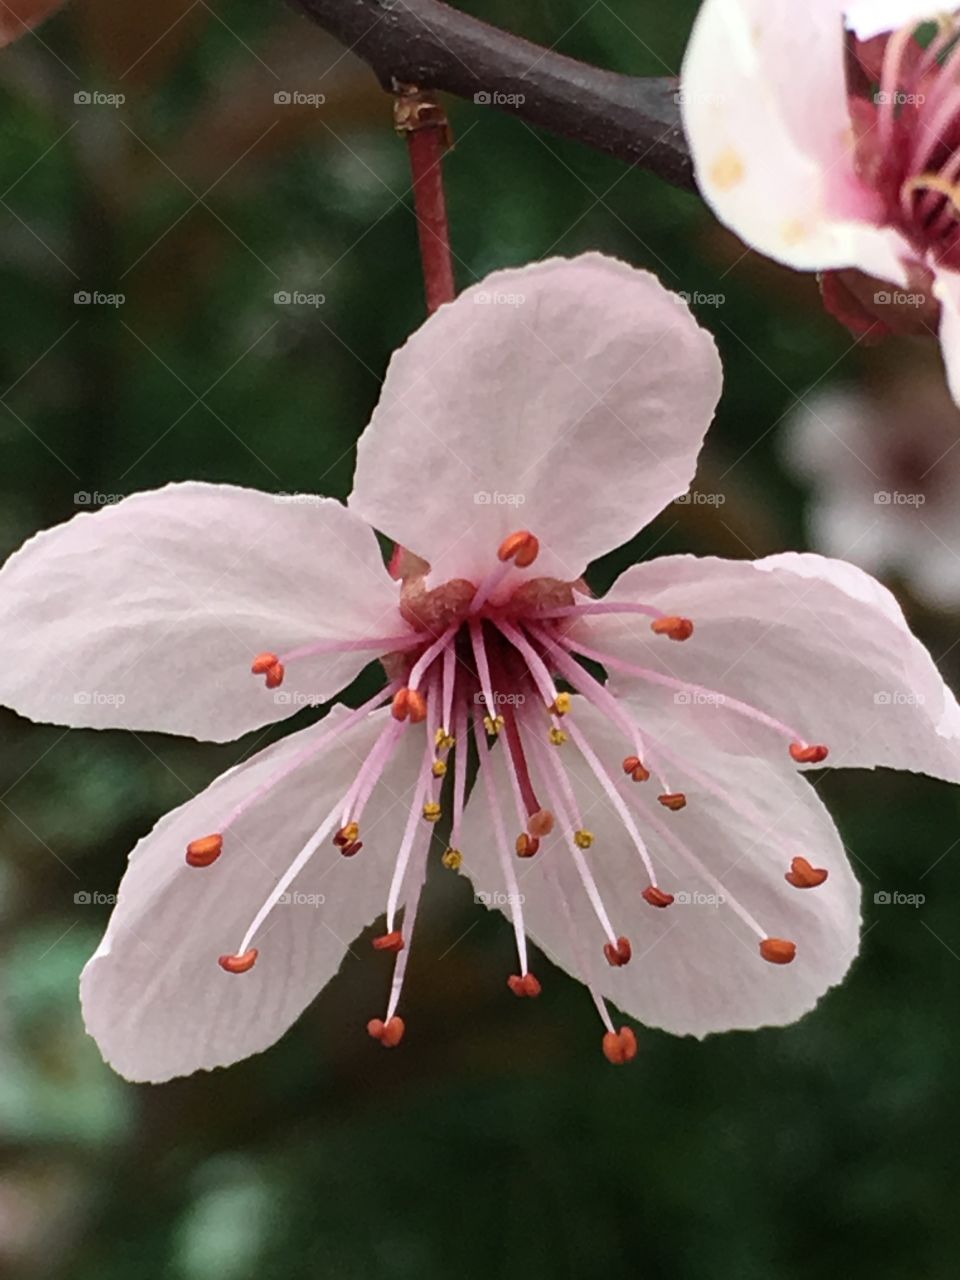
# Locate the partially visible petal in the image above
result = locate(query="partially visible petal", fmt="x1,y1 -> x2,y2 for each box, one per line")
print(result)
932,265 -> 960,407
459,700 -> 860,1037
682,0 -> 914,278
0,483 -> 409,742
350,254 -> 722,586
80,706 -> 420,1082
846,1 -> 940,40
586,553 -> 960,781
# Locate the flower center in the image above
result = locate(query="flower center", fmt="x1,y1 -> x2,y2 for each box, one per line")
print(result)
851,14 -> 960,266
188,530 -> 830,1063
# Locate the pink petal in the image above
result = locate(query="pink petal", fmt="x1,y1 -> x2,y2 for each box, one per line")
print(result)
349,254 -> 722,586
0,482 -> 410,742
80,706 -> 420,1082
590,553 -> 960,781
459,698 -> 859,1037
681,0 -> 913,277
0,0 -> 64,46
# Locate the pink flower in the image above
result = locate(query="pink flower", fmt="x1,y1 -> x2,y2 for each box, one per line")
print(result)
1,253 -> 957,1082
681,2 -> 960,397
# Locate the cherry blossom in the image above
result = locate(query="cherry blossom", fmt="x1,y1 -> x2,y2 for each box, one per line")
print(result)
681,2 -> 960,399
0,253 -> 956,1082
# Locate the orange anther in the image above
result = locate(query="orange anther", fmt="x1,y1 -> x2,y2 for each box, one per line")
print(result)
392,687 -> 427,723
218,948 -> 258,974
602,1026 -> 638,1065
340,840 -> 363,858
334,822 -> 360,847
527,808 -> 555,838
265,662 -> 284,689
186,833 -> 223,868
372,930 -> 405,953
658,792 -> 687,811
367,1016 -> 405,1047
651,616 -> 694,642
642,885 -> 675,909
407,689 -> 428,723
785,856 -> 829,889
603,936 -> 632,967
623,756 -> 650,781
760,937 -> 797,965
251,652 -> 279,674
790,742 -> 829,765
497,530 -> 540,569
515,833 -> 540,858
507,973 -> 542,998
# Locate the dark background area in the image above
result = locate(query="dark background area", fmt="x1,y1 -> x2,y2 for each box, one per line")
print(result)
0,2 -> 958,1276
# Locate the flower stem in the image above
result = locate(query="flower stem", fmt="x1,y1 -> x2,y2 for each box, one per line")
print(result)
394,83 -> 456,313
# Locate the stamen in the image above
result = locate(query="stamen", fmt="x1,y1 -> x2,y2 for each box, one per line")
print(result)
215,684 -> 397,840
251,652 -> 284,688
472,717 -> 530,978
373,930 -> 405,952
602,1027 -> 638,1065
515,833 -> 540,858
496,619 -> 562,712
650,616 -> 694,641
186,833 -> 223,868
334,821 -> 360,847
440,638 -> 456,747
422,801 -> 442,823
442,847 -> 463,869
527,808 -> 555,837
538,845 -> 617,1035
382,820 -> 432,1024
528,600 -> 667,622
759,938 -> 797,965
391,687 -> 428,723
497,529 -> 539,568
549,727 -> 568,746
219,949 -> 258,974
407,622 -> 457,692
658,792 -> 687,811
468,618 -> 500,733
367,1016 -> 405,1047
471,531 -> 539,614
450,701 -> 469,853
574,829 -> 595,849
564,635 -> 823,756
603,936 -> 632,967
785,856 -> 828,889
340,718 -> 406,829
622,756 -> 649,782
277,632 -> 423,666
384,743 -> 434,932
642,886 -> 675,908
561,718 -> 661,888
789,743 -> 829,765
507,973 -> 542,997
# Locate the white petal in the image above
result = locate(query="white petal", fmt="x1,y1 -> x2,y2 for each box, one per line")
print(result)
681,0 -> 913,278
933,266 -> 960,408
349,254 -> 722,585
845,0 -> 939,40
587,553 -> 960,781
459,701 -> 860,1036
0,483 -> 410,742
80,706 -> 422,1082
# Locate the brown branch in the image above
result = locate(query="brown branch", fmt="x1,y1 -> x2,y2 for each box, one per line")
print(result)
284,0 -> 694,191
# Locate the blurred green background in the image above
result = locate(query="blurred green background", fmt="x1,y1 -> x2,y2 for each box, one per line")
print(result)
1,1 -> 959,1277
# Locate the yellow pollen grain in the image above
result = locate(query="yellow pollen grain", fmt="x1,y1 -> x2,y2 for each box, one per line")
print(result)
574,829 -> 594,850
422,801 -> 442,823
552,692 -> 572,716
549,727 -> 568,746
483,714 -> 504,737
432,759 -> 447,778
442,847 -> 463,870
435,728 -> 455,751
709,148 -> 745,191
781,218 -> 807,246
